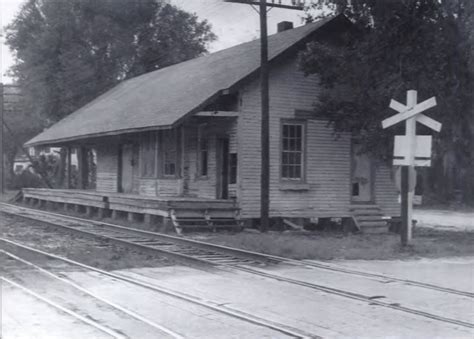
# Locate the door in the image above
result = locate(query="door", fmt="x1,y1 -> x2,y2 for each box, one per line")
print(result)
118,144 -> 135,193
351,143 -> 373,202
216,138 -> 229,199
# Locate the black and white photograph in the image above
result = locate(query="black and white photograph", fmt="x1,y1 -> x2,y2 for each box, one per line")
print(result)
0,0 -> 473,338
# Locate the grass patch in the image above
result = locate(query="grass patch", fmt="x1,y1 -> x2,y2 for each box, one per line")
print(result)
192,227 -> 474,261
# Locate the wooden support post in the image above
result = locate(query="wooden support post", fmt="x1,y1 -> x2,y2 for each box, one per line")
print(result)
144,214 -> 154,225
259,0 -> 270,233
85,206 -> 94,217
74,204 -> 81,213
64,203 -> 69,212
111,210 -> 119,220
66,147 -> 72,188
98,208 -> 107,219
127,212 -> 135,222
45,201 -> 54,210
77,147 -> 89,189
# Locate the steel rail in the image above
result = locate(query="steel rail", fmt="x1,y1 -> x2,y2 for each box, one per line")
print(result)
0,276 -> 126,339
2,202 -> 472,299
2,203 -> 474,328
0,237 -> 315,339
1,249 -> 185,339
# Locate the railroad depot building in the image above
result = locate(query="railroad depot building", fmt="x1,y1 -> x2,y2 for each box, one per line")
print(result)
23,15 -> 399,233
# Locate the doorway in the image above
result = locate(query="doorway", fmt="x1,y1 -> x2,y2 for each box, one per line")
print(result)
216,138 -> 229,199
351,142 -> 374,203
118,144 -> 135,193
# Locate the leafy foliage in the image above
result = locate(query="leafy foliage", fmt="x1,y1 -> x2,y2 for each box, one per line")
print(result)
6,0 -> 216,124
2,85 -> 43,183
300,0 -> 474,203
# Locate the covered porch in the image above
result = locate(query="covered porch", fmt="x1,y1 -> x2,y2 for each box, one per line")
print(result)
21,188 -> 241,233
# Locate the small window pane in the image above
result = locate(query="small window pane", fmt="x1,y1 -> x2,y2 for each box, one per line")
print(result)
281,122 -> 304,180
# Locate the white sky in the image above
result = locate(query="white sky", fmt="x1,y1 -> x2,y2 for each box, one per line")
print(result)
0,0 -> 308,84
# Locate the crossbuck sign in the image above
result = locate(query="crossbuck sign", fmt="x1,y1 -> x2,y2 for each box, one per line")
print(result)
382,90 -> 441,167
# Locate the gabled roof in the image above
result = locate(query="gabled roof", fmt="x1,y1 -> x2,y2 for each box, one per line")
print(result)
26,15 -> 348,146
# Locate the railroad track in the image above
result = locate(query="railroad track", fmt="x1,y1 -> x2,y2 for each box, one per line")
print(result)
1,251 -> 184,339
0,237 -> 315,339
1,202 -> 474,330
1,277 -> 128,339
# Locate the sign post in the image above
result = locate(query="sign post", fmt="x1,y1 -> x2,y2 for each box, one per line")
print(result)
382,90 -> 441,246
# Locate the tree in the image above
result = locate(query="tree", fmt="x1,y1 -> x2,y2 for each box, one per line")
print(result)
6,0 -> 216,124
2,85 -> 43,184
300,0 -> 474,204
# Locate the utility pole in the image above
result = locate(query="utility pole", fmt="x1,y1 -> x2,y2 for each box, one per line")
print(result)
224,0 -> 304,232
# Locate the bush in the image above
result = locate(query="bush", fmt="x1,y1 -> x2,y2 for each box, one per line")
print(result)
8,170 -> 45,189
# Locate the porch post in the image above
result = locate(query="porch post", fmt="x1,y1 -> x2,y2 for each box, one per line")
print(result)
77,146 -> 89,189
66,146 -> 72,188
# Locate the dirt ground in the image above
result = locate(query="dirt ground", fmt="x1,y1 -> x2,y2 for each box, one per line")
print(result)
3,192 -> 474,261
190,226 -> 474,260
0,212 -> 172,271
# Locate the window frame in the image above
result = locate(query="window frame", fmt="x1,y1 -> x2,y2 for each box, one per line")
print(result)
280,119 -> 306,182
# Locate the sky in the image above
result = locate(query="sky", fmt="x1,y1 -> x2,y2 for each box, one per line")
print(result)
0,0 -> 309,84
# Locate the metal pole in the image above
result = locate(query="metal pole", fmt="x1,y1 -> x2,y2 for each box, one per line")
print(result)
402,90 -> 417,245
400,166 -> 409,246
259,0 -> 270,232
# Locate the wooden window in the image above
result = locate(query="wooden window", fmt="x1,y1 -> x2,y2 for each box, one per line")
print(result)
229,153 -> 237,184
140,133 -> 157,177
197,125 -> 208,177
162,129 -> 177,176
281,121 -> 305,180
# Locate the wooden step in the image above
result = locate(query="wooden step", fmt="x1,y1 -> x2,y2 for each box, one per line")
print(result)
351,204 -> 389,233
356,215 -> 386,222
360,224 -> 389,234
358,220 -> 387,227
349,205 -> 380,210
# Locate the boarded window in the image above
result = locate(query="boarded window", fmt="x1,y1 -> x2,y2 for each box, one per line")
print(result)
229,153 -> 237,184
281,122 -> 305,180
140,133 -> 157,177
162,130 -> 177,176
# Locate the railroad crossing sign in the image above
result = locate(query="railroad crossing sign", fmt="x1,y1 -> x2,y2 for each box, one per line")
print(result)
382,90 -> 442,167
382,89 -> 442,246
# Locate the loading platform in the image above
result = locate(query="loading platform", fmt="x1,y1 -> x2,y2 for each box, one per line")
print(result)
21,188 -> 242,233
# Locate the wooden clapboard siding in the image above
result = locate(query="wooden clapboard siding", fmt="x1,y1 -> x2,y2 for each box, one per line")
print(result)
239,56 -> 353,218
96,145 -> 118,192
137,178 -> 183,197
375,165 -> 400,216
